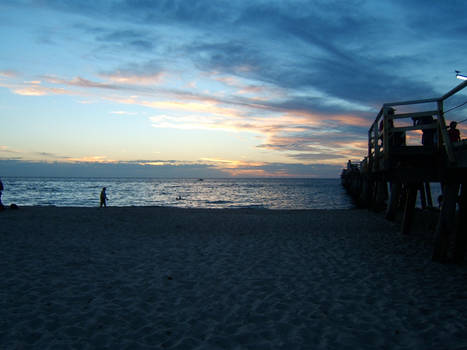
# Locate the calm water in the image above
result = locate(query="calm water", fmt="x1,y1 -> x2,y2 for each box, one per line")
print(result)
0,177 -> 353,209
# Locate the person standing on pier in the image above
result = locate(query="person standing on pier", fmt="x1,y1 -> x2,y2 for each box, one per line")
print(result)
100,187 -> 108,208
448,121 -> 461,143
413,115 -> 436,146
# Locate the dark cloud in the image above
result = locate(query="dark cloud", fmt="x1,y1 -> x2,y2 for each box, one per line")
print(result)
28,0 -> 457,109
4,0 -> 466,172
0,159 -> 342,178
99,60 -> 164,81
0,159 -> 226,178
234,161 -> 343,178
96,29 -> 155,51
288,153 -> 347,161
188,40 -> 262,73
34,151 -> 70,159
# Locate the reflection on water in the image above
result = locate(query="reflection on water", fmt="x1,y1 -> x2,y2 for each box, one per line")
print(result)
1,177 -> 354,209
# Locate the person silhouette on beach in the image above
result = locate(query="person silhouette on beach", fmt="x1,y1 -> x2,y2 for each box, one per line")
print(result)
0,178 -> 4,208
100,187 -> 108,208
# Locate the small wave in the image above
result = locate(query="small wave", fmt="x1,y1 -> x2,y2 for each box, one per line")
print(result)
229,204 -> 268,209
205,200 -> 233,204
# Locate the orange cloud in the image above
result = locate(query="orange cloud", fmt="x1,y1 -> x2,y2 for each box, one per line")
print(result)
142,100 -> 239,117
329,114 -> 371,127
0,70 -> 18,79
64,156 -> 117,163
103,72 -> 166,85
12,86 -> 69,96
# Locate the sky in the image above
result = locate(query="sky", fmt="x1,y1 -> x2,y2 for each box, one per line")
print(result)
1,0 -> 467,178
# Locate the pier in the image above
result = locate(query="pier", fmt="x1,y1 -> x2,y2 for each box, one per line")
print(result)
342,80 -> 467,263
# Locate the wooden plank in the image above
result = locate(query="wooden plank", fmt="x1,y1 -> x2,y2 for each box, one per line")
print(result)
391,124 -> 437,132
389,110 -> 439,120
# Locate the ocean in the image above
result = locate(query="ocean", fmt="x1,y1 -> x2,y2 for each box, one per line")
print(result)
0,177 -> 353,209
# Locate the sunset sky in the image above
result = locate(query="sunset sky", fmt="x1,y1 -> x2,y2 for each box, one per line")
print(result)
1,0 -> 467,177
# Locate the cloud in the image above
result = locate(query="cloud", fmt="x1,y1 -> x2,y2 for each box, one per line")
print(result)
44,76 -> 121,90
1,63 -> 373,164
0,158 -> 341,178
101,70 -> 165,85
3,0 -> 466,174
0,145 -> 20,154
0,70 -> 19,79
110,110 -> 137,115
95,29 -> 155,51
12,86 -> 69,96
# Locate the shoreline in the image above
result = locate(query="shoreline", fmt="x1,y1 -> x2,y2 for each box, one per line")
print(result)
2,206 -> 466,349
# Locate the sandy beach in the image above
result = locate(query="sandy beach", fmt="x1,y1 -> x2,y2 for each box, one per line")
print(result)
1,206 -> 466,349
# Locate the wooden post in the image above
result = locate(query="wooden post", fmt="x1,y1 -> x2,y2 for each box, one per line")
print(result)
369,179 -> 377,210
359,176 -> 370,207
373,180 -> 388,212
401,183 -> 417,235
366,178 -> 375,209
425,182 -> 433,208
453,183 -> 466,263
437,100 -> 456,164
385,181 -> 402,221
419,182 -> 427,209
383,109 -> 389,162
432,182 -> 460,262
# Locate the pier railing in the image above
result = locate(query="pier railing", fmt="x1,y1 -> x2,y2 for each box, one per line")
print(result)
343,79 -> 467,263
368,80 -> 467,173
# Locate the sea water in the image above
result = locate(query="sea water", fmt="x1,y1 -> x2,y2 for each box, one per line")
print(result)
0,177 -> 354,209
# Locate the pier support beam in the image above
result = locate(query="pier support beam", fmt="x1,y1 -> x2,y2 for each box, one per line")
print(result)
372,180 -> 388,212
359,176 -> 370,207
425,182 -> 433,208
453,183 -> 467,263
419,182 -> 427,209
401,183 -> 417,235
432,182 -> 460,262
385,181 -> 402,221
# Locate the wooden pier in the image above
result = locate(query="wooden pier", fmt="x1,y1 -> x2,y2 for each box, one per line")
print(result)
342,80 -> 467,263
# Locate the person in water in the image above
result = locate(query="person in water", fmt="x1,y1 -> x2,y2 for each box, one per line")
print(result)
100,187 -> 108,208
